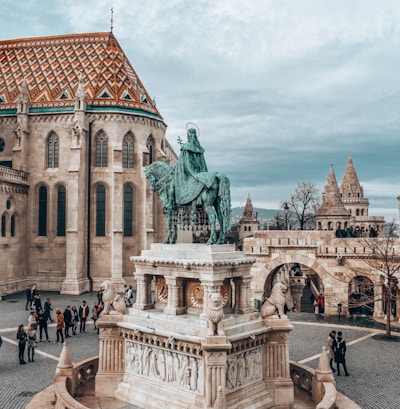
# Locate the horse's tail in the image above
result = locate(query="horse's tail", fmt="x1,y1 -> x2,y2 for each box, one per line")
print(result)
217,174 -> 231,232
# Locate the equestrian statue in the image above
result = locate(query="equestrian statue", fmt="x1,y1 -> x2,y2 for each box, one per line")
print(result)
144,123 -> 231,244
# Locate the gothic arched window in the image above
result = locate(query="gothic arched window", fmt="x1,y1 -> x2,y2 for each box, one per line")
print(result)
96,185 -> 106,236
1,214 -> 5,237
57,186 -> 66,236
147,135 -> 155,164
123,132 -> 135,168
95,131 -> 108,167
123,185 -> 133,236
10,214 -> 15,237
38,186 -> 47,236
47,133 -> 59,168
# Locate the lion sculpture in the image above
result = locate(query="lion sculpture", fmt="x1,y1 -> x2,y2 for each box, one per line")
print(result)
260,282 -> 288,319
100,280 -> 127,315
206,292 -> 225,336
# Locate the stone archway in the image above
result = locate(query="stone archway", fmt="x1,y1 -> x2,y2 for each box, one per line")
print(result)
255,255 -> 335,314
348,276 -> 374,316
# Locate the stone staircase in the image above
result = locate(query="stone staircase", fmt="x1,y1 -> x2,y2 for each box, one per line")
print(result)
301,286 -> 315,313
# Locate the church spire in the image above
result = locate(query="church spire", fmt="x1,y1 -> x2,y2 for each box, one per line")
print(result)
110,7 -> 114,33
17,76 -> 30,114
340,154 -> 363,198
318,164 -> 349,216
241,194 -> 257,222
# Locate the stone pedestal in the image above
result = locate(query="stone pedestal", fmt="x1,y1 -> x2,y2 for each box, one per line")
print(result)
289,276 -> 306,312
95,244 -> 294,409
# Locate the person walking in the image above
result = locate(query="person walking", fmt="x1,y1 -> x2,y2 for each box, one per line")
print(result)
334,331 -> 350,376
92,302 -> 99,331
63,306 -> 72,338
56,308 -> 64,344
26,324 -> 37,362
79,301 -> 89,333
25,286 -> 32,311
70,306 -> 79,336
28,310 -> 38,330
37,308 -> 50,342
327,330 -> 336,372
97,288 -> 103,306
33,293 -> 43,313
16,324 -> 27,364
317,294 -> 325,314
44,297 -> 54,323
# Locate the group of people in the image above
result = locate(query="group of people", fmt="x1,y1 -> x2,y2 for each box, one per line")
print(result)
327,330 -> 350,376
16,286 -> 104,364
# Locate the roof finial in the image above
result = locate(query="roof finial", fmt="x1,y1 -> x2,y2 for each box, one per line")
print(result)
110,7 -> 114,33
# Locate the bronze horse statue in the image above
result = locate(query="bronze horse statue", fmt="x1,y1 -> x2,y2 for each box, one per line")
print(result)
144,161 -> 231,244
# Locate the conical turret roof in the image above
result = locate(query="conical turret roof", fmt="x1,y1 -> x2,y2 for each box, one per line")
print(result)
240,194 -> 257,222
318,164 -> 349,216
340,154 -> 363,198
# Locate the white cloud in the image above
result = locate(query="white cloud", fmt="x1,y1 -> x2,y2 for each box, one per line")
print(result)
1,0 -> 399,218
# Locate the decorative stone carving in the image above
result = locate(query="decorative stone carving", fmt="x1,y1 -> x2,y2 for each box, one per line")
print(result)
125,340 -> 204,393
261,282 -> 288,319
206,292 -> 225,336
100,280 -> 127,315
226,347 -> 262,391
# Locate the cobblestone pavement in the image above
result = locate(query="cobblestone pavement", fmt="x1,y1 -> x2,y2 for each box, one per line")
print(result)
1,292 -> 400,409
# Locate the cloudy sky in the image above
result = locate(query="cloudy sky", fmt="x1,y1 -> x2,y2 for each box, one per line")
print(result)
1,0 -> 399,220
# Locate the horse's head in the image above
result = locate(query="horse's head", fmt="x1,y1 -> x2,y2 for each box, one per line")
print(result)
144,164 -> 159,191
144,161 -> 174,192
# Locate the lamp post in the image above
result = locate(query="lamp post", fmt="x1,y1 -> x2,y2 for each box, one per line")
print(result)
284,202 -> 289,230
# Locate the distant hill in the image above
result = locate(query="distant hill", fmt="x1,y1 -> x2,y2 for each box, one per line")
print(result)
231,207 -> 281,220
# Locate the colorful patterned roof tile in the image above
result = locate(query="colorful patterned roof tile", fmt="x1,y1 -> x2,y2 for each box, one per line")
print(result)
0,32 -> 161,117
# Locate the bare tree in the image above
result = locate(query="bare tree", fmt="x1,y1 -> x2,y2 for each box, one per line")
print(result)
284,182 -> 321,230
345,221 -> 400,339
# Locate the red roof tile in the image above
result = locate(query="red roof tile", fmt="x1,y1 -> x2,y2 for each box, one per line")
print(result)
0,32 -> 161,117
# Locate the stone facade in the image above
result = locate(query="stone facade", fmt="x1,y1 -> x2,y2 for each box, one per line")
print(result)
244,230 -> 400,318
0,31 -> 176,295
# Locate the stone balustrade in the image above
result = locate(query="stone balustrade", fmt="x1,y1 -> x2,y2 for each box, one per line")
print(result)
289,361 -> 337,409
52,357 -> 98,409
0,165 -> 29,184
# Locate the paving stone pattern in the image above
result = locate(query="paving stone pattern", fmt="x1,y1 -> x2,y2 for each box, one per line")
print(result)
1,292 -> 400,409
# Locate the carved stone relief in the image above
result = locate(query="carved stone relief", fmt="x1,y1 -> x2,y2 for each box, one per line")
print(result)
125,340 -> 204,394
226,347 -> 262,391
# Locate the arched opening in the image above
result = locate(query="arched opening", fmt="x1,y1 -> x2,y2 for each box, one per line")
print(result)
263,263 -> 324,313
348,276 -> 374,315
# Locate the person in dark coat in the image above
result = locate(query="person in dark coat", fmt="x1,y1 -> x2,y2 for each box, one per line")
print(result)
25,286 -> 32,310
37,308 -> 49,342
44,297 -> 54,323
63,306 -> 72,338
334,331 -> 350,376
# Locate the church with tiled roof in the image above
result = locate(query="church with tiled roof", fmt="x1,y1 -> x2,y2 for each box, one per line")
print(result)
0,30 -> 176,295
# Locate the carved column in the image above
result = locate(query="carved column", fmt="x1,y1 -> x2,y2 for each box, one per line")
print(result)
202,338 -> 231,409
133,274 -> 153,310
263,320 -> 294,408
164,277 -> 186,315
234,276 -> 253,314
95,324 -> 125,398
